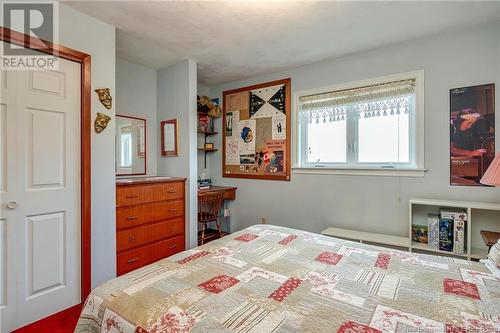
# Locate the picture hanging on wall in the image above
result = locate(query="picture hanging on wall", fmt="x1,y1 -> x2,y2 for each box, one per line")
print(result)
450,83 -> 495,186
222,78 -> 291,181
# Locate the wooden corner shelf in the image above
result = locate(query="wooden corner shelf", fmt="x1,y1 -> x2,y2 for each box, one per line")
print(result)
197,110 -> 218,168
197,130 -> 218,136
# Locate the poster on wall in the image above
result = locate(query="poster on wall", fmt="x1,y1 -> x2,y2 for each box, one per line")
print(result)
226,111 -> 239,137
226,138 -> 240,165
249,84 -> 286,118
450,83 -> 495,186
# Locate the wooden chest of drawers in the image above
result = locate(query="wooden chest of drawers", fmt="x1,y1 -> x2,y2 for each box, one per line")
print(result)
116,178 -> 186,276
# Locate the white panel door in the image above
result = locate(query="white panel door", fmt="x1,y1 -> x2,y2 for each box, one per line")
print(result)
0,59 -> 18,333
0,44 -> 81,332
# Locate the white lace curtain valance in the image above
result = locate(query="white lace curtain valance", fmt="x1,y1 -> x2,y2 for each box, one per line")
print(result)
299,79 -> 415,123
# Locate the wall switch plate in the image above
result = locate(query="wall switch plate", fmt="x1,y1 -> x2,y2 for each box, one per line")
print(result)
224,208 -> 230,217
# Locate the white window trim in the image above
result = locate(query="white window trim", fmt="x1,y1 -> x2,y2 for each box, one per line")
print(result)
292,70 -> 426,177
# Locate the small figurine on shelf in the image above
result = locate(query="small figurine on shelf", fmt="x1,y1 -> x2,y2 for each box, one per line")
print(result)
197,95 -> 221,118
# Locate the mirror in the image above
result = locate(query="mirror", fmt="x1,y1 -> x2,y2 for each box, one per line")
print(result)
116,115 -> 146,176
161,119 -> 178,157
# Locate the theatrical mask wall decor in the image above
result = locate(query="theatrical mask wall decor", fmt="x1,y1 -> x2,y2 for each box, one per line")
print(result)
94,112 -> 111,133
95,88 -> 112,109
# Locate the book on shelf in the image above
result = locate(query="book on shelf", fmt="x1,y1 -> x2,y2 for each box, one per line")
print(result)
440,209 -> 467,254
438,218 -> 454,252
453,220 -> 466,254
427,214 -> 440,249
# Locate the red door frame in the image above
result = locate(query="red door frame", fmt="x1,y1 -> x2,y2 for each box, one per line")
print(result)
0,27 -> 92,302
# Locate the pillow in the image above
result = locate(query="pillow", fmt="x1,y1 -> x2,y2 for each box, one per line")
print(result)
480,258 -> 500,278
487,239 -> 500,267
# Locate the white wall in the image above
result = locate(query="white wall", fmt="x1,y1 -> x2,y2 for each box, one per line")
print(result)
157,60 -> 199,248
116,58 -> 157,176
208,22 -> 500,239
59,4 -> 116,288
197,84 -> 210,97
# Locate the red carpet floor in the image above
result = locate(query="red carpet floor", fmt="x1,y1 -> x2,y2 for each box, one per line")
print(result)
12,304 -> 82,333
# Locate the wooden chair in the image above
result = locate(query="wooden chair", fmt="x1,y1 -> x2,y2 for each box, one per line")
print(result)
198,192 -> 224,245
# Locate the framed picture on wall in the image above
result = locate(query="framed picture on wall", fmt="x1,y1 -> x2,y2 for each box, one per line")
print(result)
450,83 -> 495,186
161,119 -> 178,157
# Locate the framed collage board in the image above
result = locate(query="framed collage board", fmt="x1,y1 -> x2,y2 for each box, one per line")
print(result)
222,78 -> 291,181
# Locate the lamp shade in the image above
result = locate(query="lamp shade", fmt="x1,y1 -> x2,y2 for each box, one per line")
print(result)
480,153 -> 500,186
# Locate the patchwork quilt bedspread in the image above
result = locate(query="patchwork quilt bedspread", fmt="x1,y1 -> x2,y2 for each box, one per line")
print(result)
76,224 -> 500,333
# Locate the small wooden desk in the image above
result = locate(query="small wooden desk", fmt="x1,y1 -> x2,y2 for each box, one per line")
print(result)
197,186 -> 237,245
198,186 -> 237,201
480,230 -> 500,250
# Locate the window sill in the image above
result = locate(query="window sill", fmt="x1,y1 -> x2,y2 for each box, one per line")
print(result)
292,166 -> 427,177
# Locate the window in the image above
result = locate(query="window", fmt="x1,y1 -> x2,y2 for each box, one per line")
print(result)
296,71 -> 424,175
120,127 -> 132,168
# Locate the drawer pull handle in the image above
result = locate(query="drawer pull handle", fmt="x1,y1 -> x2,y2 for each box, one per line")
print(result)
126,216 -> 138,220
167,190 -> 176,194
126,195 -> 138,199
128,236 -> 136,243
127,258 -> 139,264
168,208 -> 177,212
168,245 -> 177,249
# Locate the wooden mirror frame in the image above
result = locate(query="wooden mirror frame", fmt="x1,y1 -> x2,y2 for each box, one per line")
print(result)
116,114 -> 147,176
161,119 -> 178,157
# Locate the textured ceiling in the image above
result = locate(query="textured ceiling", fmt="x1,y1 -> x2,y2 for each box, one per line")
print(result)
64,1 -> 500,85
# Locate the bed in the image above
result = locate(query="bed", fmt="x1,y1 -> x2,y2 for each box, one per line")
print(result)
76,224 -> 500,333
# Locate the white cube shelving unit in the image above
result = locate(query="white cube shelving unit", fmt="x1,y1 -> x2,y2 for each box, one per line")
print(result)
409,198 -> 500,260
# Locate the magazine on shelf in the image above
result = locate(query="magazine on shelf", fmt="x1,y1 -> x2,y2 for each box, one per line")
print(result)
440,209 -> 467,254
453,220 -> 466,254
439,218 -> 454,252
412,224 -> 428,243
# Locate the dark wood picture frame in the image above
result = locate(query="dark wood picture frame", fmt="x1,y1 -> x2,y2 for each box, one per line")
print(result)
161,119 -> 178,157
116,114 -> 147,176
222,78 -> 291,181
0,27 -> 92,302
